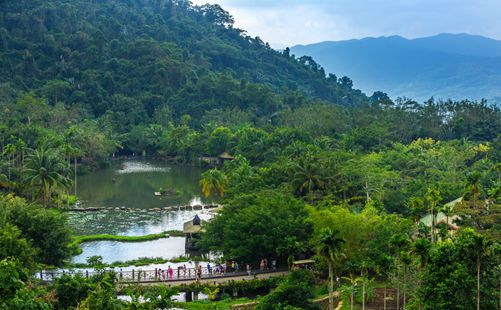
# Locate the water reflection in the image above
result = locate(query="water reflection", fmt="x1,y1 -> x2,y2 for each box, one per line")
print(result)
77,159 -> 212,211
72,237 -> 186,263
69,159 -> 216,263
68,209 -> 213,236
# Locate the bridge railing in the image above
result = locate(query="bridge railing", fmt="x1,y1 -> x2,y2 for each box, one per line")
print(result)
38,266 -> 286,283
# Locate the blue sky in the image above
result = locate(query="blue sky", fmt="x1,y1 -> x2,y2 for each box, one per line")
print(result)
191,0 -> 501,48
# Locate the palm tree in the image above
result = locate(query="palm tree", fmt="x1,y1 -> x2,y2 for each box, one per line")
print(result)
317,228 -> 345,310
400,251 -> 412,310
439,202 -> 454,235
292,160 -> 327,199
425,188 -> 441,244
23,148 -> 71,207
469,232 -> 492,310
200,168 -> 228,198
411,238 -> 431,310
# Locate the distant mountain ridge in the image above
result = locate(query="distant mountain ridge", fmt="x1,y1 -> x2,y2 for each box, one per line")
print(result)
291,33 -> 501,102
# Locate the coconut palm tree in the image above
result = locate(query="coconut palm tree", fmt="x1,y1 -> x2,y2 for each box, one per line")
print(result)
317,228 -> 345,310
200,168 -> 228,198
23,148 -> 71,207
292,160 -> 328,199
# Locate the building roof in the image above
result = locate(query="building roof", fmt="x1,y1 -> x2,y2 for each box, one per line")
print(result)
183,215 -> 206,234
218,152 -> 235,160
293,259 -> 316,265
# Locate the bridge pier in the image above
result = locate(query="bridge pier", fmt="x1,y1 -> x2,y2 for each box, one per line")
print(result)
185,290 -> 193,302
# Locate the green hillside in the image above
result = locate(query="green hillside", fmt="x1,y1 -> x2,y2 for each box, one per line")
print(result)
0,0 -> 365,126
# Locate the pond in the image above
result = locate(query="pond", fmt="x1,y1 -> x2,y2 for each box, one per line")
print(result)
68,159 -> 216,263
72,237 -> 186,264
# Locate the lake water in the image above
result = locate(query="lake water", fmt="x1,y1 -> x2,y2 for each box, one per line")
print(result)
68,159 -> 215,263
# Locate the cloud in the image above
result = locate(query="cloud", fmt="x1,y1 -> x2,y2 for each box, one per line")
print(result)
191,0 -> 501,48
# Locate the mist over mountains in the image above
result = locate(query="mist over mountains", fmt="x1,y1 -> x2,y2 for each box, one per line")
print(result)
291,33 -> 501,103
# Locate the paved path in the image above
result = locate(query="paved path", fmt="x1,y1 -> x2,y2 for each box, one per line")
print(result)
120,270 -> 288,287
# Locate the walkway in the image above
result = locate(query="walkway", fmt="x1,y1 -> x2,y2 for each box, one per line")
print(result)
39,267 -> 288,286
134,270 -> 288,287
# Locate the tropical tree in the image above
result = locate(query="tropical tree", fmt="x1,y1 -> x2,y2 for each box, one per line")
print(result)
425,188 -> 441,244
317,228 -> 345,310
200,168 -> 228,198
411,238 -> 431,310
292,159 -> 328,199
23,148 -> 71,207
439,202 -> 454,236
457,228 -> 493,310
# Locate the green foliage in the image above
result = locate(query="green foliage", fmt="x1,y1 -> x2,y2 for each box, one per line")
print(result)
54,274 -> 95,309
0,194 -> 72,266
418,229 -> 499,310
78,273 -> 123,310
0,258 -> 52,309
200,190 -> 312,264
200,168 -> 229,198
0,224 -> 37,271
258,269 -> 318,310
23,146 -> 71,207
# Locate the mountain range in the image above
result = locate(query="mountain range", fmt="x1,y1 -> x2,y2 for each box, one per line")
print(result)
291,33 -> 501,103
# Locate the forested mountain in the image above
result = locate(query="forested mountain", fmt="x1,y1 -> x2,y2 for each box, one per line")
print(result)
0,0 -> 366,127
0,2 -> 500,308
291,33 -> 501,102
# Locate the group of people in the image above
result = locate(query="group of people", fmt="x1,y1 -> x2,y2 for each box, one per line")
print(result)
259,258 -> 276,271
153,258 -> 277,281
155,266 -> 175,280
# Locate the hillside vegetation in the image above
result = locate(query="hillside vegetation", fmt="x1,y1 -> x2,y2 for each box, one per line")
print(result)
0,1 -> 500,309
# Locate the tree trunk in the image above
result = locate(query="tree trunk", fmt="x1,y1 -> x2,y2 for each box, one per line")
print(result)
431,205 -> 435,244
350,283 -> 354,310
383,286 -> 387,310
74,157 -> 77,197
397,279 -> 400,310
365,179 -> 370,202
446,214 -> 449,232
403,267 -> 406,309
328,261 -> 334,310
362,279 -> 366,310
477,259 -> 480,310
44,182 -> 50,208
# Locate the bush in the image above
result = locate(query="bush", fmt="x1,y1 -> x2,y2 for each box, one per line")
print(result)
1,195 -> 72,266
54,274 -> 95,309
258,269 -> 319,310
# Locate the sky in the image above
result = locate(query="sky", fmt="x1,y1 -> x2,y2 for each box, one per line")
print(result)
190,0 -> 501,48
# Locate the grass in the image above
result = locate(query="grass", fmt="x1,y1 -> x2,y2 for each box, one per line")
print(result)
69,230 -> 183,255
165,230 -> 185,237
67,257 -> 170,269
173,298 -> 255,310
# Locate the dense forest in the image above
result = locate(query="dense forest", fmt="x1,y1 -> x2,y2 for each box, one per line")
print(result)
0,0 -> 500,309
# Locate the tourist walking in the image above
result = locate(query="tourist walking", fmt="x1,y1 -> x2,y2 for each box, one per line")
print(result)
272,259 -> 276,270
168,266 -> 173,280
197,265 -> 202,279
247,264 -> 251,276
260,259 -> 265,271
